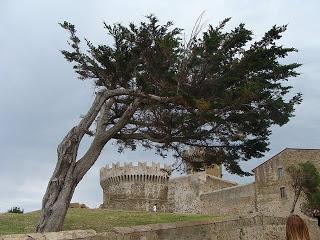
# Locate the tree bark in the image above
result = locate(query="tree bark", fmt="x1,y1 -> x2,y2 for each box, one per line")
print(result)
36,94 -> 139,232
290,188 -> 301,214
36,127 -> 82,232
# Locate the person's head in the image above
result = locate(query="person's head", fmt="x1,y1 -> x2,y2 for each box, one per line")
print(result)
286,214 -> 310,240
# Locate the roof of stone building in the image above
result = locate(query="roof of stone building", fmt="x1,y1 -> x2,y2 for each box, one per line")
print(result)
252,148 -> 320,172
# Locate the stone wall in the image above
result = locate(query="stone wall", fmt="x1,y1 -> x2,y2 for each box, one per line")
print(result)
167,173 -> 202,213
100,162 -> 170,212
167,172 -> 237,213
0,230 -> 98,240
100,163 -> 238,214
102,181 -> 168,212
200,175 -> 238,194
99,148 -> 320,217
254,149 -> 320,217
103,215 -> 320,240
3,216 -> 319,240
200,183 -> 256,216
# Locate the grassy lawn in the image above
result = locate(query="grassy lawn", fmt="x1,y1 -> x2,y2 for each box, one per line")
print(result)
0,208 -> 218,235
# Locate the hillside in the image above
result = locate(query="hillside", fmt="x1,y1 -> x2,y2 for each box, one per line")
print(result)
0,208 -> 218,235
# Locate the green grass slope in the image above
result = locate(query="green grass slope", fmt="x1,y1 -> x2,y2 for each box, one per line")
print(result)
0,208 -> 218,235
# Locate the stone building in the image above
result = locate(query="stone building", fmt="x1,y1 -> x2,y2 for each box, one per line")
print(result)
100,148 -> 320,218
253,148 -> 320,217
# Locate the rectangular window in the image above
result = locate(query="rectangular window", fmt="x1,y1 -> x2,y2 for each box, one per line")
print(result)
278,167 -> 284,179
280,187 -> 286,199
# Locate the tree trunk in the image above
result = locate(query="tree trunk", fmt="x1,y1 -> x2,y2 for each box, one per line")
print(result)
36,127 -> 81,232
290,188 -> 301,214
36,91 -> 108,232
36,96 -> 140,232
36,131 -> 106,232
36,171 -> 77,232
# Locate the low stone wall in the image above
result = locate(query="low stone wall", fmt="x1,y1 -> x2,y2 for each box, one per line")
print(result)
0,230 -> 98,240
2,215 -> 319,240
111,215 -> 320,240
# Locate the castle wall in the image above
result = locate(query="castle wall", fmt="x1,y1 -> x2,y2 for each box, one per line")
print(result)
167,172 -> 237,213
102,181 -> 168,211
100,162 -> 170,212
167,173 -> 202,213
99,148 -> 320,218
200,183 -> 256,216
254,149 -> 320,217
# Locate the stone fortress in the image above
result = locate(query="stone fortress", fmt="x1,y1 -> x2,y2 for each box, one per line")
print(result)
100,148 -> 320,218
100,162 -> 170,212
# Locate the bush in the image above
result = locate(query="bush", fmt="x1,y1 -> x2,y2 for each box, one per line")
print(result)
7,207 -> 24,214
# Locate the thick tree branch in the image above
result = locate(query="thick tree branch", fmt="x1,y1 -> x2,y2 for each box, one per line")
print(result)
74,98 -> 141,180
96,98 -> 115,133
114,132 -> 232,149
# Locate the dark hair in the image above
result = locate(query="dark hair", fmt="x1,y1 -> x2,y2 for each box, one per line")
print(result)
286,215 -> 310,240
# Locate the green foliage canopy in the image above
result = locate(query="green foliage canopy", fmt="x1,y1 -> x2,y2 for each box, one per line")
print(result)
60,15 -> 302,176
301,162 -> 320,211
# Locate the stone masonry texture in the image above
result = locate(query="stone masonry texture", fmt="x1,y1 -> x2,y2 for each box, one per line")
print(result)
2,215 -> 320,240
100,148 -> 320,218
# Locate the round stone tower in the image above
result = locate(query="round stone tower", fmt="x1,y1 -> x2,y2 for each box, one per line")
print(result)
100,162 -> 170,212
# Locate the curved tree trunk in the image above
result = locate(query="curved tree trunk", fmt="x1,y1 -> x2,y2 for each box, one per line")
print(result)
36,130 -> 107,232
36,95 -> 139,232
36,127 -> 82,232
36,91 -> 108,232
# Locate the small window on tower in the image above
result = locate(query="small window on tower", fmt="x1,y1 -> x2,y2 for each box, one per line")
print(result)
280,187 -> 286,199
278,167 -> 284,179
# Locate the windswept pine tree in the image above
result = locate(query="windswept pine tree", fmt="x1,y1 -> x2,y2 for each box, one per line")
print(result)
37,15 -> 302,232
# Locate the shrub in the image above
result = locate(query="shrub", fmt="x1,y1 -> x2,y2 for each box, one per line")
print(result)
7,207 -> 24,214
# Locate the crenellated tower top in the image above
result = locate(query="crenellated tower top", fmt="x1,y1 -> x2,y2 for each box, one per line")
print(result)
100,162 -> 171,186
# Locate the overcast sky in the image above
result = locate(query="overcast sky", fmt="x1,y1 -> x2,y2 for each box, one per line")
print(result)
0,0 -> 319,213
